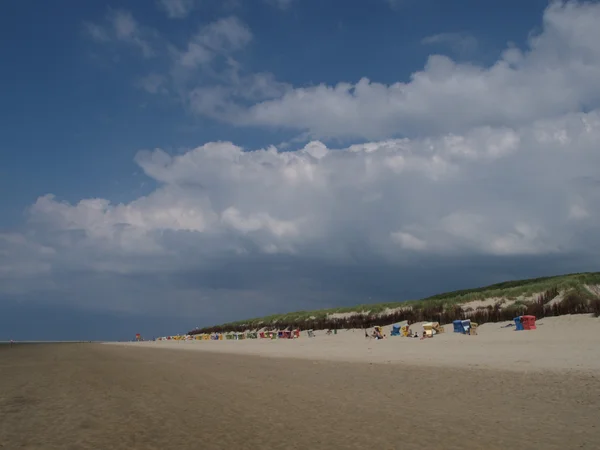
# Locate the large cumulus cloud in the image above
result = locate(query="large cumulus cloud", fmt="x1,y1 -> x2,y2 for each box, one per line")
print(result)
231,1 -> 600,139
3,109 -> 600,316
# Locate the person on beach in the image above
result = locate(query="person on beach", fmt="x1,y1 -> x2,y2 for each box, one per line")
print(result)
375,328 -> 385,340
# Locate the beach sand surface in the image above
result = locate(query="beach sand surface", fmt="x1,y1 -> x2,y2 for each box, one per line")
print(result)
128,314 -> 600,373
1,338 -> 599,450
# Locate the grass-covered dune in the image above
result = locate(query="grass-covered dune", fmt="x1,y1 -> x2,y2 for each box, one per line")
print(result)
188,272 -> 600,335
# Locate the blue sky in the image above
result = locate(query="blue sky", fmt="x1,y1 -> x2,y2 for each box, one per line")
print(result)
1,0 -> 599,340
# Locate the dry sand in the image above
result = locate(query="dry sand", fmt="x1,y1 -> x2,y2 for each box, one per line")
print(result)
2,315 -> 599,450
130,314 -> 600,373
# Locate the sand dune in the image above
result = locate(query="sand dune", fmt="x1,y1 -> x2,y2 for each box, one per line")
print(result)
121,314 -> 600,373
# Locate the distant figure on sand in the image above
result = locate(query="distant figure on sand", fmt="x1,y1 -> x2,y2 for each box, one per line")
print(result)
372,328 -> 384,340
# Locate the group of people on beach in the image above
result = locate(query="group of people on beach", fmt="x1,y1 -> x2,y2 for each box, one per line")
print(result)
365,327 -> 386,340
364,327 -> 431,340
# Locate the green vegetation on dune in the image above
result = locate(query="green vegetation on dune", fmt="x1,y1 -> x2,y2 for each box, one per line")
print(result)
190,272 -> 600,334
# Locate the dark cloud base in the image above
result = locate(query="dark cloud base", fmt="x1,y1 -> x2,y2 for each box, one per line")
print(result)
2,251 -> 596,340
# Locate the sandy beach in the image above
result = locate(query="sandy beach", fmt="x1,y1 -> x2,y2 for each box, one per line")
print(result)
125,314 -> 600,373
1,315 -> 599,450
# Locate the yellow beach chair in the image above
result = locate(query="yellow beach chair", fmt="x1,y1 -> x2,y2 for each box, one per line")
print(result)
469,323 -> 479,335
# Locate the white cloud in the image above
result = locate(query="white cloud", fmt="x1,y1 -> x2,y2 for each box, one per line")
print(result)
177,16 -> 252,69
112,11 -> 137,40
110,10 -> 155,57
118,14 -> 285,115
0,233 -> 55,276
421,32 -> 478,55
0,233 -> 56,296
391,231 -> 427,251
83,22 -> 109,42
187,72 -> 291,119
136,74 -> 168,94
3,108 -> 600,314
189,1 -> 600,140
569,203 -> 590,220
264,0 -> 294,9
9,109 -> 600,279
179,43 -> 214,67
385,0 -> 406,10
157,0 -> 196,18
221,207 -> 300,238
84,10 -> 155,58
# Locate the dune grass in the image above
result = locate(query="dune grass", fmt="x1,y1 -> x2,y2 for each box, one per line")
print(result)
192,272 -> 600,333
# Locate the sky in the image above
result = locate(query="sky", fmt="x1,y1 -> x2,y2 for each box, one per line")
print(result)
1,0 -> 600,341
